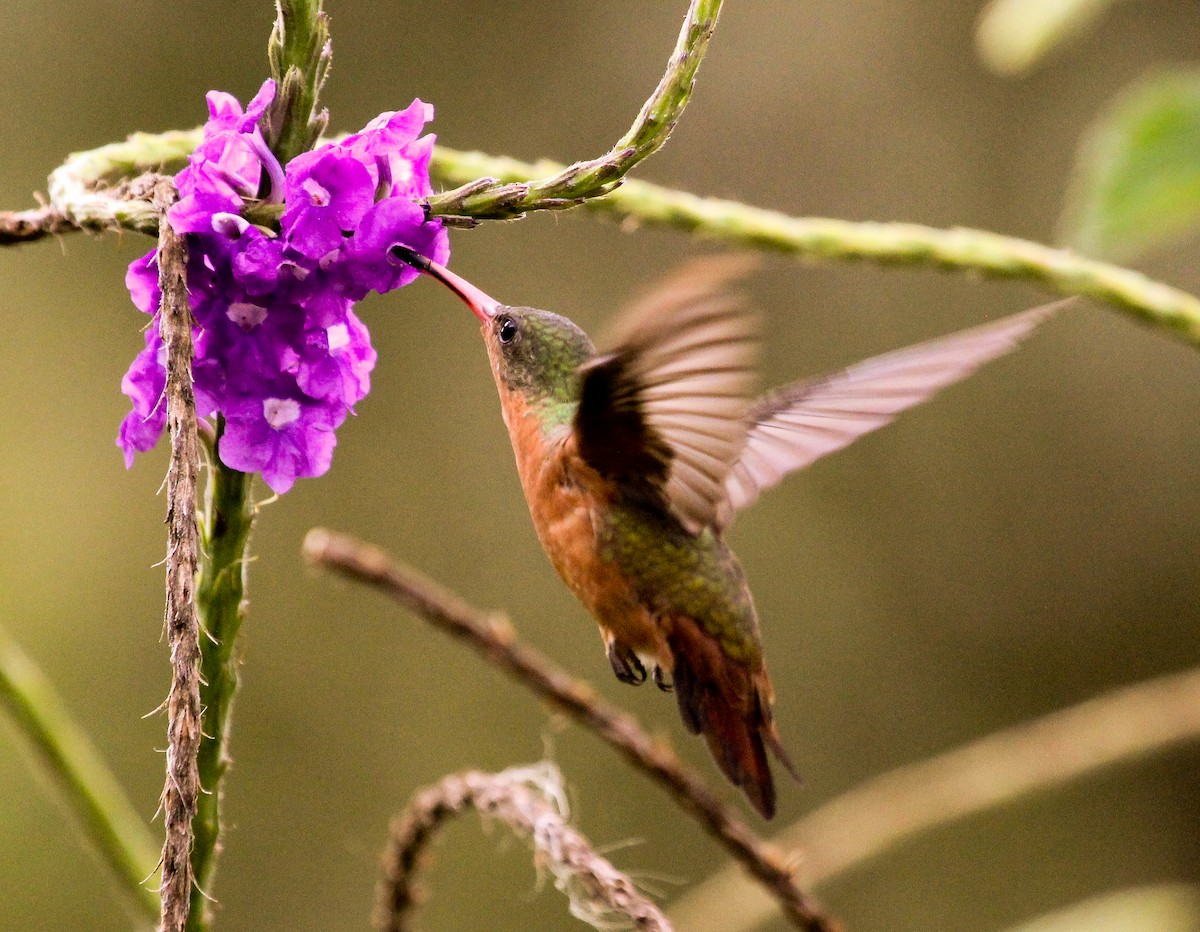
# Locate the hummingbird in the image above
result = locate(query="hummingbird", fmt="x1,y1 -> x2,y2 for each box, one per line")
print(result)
392,245 -> 1061,818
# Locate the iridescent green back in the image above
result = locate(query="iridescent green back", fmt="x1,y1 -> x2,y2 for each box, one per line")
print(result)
598,501 -> 763,666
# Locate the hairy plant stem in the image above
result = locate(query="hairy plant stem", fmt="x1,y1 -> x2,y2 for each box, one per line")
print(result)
377,764 -> 672,932
427,147 -> 1200,344
188,453 -> 254,932
304,529 -> 838,932
265,0 -> 331,166
153,179 -> 204,932
0,627 -> 160,922
15,128 -> 1200,349
44,132 -> 198,237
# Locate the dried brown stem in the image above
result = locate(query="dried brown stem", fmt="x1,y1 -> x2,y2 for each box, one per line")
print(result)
303,528 -> 838,932
0,205 -> 74,244
376,763 -> 671,932
153,180 -> 203,932
669,664 -> 1200,932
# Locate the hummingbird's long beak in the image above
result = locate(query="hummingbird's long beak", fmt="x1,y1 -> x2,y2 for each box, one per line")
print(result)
390,245 -> 501,321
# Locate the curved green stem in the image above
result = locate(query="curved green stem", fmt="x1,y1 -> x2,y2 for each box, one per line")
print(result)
426,0 -> 723,222
189,452 -> 255,932
34,128 -> 1200,348
0,626 -> 159,922
428,147 -> 1200,344
46,131 -> 199,237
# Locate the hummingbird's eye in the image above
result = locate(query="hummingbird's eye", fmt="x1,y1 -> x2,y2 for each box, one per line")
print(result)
497,316 -> 519,345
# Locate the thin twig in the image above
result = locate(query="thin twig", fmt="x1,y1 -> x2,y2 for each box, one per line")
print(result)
427,147 -> 1200,346
18,126 -> 1200,350
668,665 -> 1200,932
152,179 -> 203,932
0,626 -> 160,921
0,205 -> 73,244
45,134 -> 189,237
426,0 -> 723,223
377,763 -> 672,932
302,528 -> 838,932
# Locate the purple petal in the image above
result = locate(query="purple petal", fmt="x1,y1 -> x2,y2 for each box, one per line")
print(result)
293,311 -> 376,407
341,100 -> 434,159
219,394 -> 341,494
239,79 -> 276,132
262,422 -> 337,494
126,251 -> 160,314
300,290 -> 352,329
340,198 -> 446,297
283,149 -> 375,226
205,90 -> 246,128
231,232 -> 286,294
280,205 -> 345,262
387,133 -> 436,200
219,397 -> 277,474
169,181 -> 243,235
207,299 -> 305,397
117,404 -> 167,467
116,329 -> 167,466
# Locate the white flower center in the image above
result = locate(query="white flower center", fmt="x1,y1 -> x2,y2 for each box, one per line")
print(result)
263,397 -> 301,429
327,323 -> 350,351
227,302 -> 268,330
211,212 -> 250,237
301,176 -> 331,207
391,160 -> 413,186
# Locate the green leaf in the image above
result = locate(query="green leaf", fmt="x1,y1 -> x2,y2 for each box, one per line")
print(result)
1062,71 -> 1200,259
976,0 -> 1121,76
1001,885 -> 1200,932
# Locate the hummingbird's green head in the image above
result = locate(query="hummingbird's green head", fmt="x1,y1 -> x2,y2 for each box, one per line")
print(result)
480,306 -> 595,403
390,246 -> 595,406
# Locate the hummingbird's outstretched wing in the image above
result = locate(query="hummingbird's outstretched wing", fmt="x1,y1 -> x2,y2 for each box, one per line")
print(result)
574,256 -> 760,534
715,300 -> 1068,529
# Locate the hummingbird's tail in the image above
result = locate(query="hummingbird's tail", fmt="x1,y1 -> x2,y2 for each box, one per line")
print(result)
668,617 -> 798,819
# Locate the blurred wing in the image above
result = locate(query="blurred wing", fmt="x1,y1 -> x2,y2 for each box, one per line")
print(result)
718,300 -> 1067,527
575,256 -> 759,533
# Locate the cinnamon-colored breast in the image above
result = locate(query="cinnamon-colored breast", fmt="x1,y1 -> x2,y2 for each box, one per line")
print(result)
498,388 -> 671,663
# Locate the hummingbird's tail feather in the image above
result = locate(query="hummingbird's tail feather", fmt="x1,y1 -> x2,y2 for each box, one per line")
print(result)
668,617 -> 794,819
760,718 -> 800,784
754,674 -> 801,785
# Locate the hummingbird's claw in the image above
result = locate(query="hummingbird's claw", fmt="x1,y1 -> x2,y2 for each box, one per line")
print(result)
653,666 -> 674,692
606,641 -> 647,686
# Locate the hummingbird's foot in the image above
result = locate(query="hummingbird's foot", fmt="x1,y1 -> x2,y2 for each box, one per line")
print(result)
653,666 -> 674,692
606,641 -> 647,686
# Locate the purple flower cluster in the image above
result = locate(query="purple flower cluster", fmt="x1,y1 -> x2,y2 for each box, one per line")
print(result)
119,80 -> 449,493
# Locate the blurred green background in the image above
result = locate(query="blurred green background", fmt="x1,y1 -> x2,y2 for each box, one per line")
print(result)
2,2 -> 1199,930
